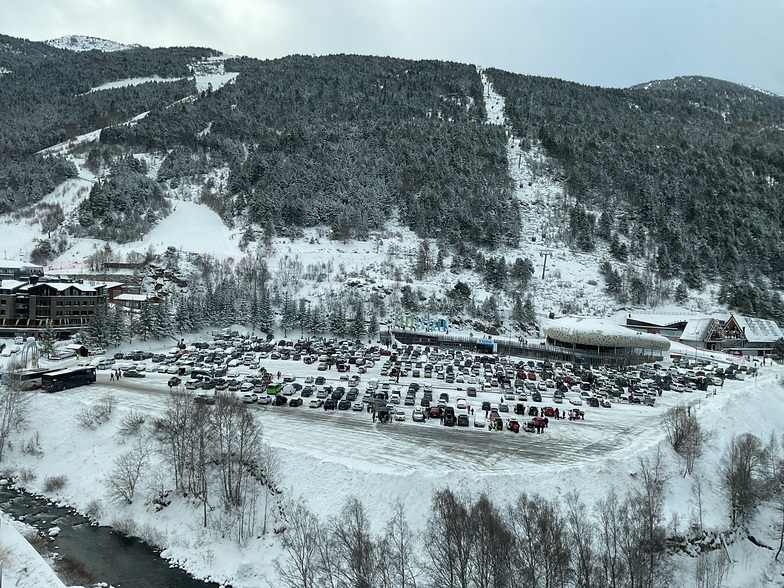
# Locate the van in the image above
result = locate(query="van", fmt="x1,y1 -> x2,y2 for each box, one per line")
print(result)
97,358 -> 115,370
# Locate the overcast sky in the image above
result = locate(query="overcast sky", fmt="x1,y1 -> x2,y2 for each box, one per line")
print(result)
4,0 -> 783,95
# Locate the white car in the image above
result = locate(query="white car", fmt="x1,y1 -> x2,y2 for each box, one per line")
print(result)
456,397 -> 467,409
304,375 -> 314,384
394,409 -> 406,421
352,401 -> 364,411
569,396 -> 583,406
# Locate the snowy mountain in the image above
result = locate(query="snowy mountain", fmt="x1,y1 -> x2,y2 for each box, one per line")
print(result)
45,34 -> 138,52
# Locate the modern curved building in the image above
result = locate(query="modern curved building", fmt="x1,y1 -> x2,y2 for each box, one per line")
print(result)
543,317 -> 671,355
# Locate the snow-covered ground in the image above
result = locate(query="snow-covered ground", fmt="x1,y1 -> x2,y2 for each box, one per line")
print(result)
0,335 -> 782,586
0,507 -> 66,588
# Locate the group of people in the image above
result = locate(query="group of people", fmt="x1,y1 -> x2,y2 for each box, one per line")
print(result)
109,369 -> 123,381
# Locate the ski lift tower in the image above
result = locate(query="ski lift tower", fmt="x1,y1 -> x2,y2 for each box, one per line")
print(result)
539,250 -> 553,280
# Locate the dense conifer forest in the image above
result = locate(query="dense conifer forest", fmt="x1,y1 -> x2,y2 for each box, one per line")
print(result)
2,33 -> 784,316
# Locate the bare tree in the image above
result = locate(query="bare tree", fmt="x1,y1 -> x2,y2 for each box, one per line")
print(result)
0,360 -> 31,461
629,452 -> 670,588
210,393 -> 262,544
694,550 -> 730,588
508,493 -> 569,588
330,497 -> 378,588
594,489 -> 628,588
469,493 -> 514,588
106,438 -> 153,503
152,390 -> 192,492
274,501 -> 323,588
662,405 -> 703,474
720,433 -> 766,526
259,442 -> 281,536
564,491 -> 599,588
378,500 -> 422,588
424,488 -> 474,588
691,474 -> 706,533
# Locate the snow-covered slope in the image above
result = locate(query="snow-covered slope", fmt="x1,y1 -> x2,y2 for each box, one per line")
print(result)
45,35 -> 137,52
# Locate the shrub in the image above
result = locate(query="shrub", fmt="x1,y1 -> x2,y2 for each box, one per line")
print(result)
43,474 -> 67,493
17,467 -> 37,484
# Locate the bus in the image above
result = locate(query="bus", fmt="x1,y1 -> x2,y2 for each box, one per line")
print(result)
41,367 -> 97,392
1,368 -> 60,390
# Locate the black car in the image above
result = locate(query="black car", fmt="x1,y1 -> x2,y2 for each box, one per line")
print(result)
273,395 -> 288,406
289,398 -> 303,407
324,399 -> 336,410
457,414 -> 470,427
532,391 -> 542,403
337,400 -> 351,410
168,376 -> 182,387
123,370 -> 145,378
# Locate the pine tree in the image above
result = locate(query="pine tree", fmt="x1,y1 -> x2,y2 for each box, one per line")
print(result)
136,303 -> 156,341
367,312 -> 379,342
329,304 -> 347,337
154,298 -> 173,339
522,296 -> 536,324
350,301 -> 366,340
258,288 -> 273,335
84,302 -> 109,348
37,320 -> 58,359
280,291 -> 296,338
511,295 -> 525,328
107,306 -> 128,347
674,282 -> 688,305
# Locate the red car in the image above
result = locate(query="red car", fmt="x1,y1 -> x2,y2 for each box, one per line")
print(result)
543,406 -> 555,417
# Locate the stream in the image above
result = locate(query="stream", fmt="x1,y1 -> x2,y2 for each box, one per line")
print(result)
0,484 -> 220,587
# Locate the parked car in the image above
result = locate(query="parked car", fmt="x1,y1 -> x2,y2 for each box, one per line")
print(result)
289,397 -> 303,407
122,370 -> 145,378
168,376 -> 182,387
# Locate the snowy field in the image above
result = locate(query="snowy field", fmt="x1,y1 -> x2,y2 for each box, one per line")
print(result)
1,334 -> 783,586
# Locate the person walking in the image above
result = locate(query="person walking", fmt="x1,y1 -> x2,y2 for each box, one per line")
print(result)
110,371 -> 115,381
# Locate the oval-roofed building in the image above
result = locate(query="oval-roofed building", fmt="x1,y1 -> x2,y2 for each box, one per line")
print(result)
543,317 -> 671,354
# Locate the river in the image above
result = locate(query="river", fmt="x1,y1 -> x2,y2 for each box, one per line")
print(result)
0,484 -> 220,587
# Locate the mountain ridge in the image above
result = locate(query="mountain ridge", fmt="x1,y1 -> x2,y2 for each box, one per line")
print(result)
0,32 -> 783,325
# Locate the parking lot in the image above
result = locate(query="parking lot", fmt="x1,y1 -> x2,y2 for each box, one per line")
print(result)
76,334 -> 738,467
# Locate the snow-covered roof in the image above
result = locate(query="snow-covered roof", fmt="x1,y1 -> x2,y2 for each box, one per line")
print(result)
20,282 -> 97,293
732,315 -> 784,343
0,279 -> 27,291
92,281 -> 124,289
679,318 -> 715,342
543,317 -> 671,351
115,293 -> 149,302
0,260 -> 43,271
626,313 -> 721,327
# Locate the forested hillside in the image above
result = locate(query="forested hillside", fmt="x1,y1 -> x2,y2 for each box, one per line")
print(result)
104,54 -> 520,246
3,30 -> 784,317
0,34 -> 215,214
487,69 -> 784,317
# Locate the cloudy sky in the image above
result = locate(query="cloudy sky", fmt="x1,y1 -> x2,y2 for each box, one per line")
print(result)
4,0 -> 784,94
